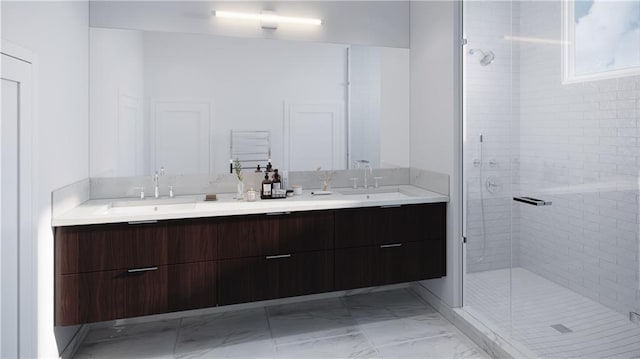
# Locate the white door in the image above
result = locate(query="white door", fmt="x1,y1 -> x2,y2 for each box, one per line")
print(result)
284,103 -> 345,171
150,101 -> 212,175
1,43 -> 34,359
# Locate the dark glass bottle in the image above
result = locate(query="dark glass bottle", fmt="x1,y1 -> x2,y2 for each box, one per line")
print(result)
272,169 -> 281,190
261,173 -> 272,197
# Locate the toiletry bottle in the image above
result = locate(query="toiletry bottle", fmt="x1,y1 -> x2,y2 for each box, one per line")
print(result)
282,170 -> 289,190
272,169 -> 281,191
261,173 -> 272,197
266,161 -> 273,173
255,164 -> 262,173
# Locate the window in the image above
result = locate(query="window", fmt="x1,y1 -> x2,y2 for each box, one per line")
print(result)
563,0 -> 640,83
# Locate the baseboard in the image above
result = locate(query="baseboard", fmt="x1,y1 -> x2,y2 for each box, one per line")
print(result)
411,282 -> 535,359
59,324 -> 89,359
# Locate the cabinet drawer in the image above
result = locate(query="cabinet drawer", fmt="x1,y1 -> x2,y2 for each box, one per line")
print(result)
168,261 -> 217,312
56,222 -> 168,274
218,211 -> 333,259
335,204 -> 446,249
56,265 -> 167,325
167,218 -> 218,263
335,240 -> 445,290
218,250 -> 334,305
55,261 -> 217,326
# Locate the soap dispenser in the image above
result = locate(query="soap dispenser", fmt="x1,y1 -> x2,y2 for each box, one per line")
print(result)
272,169 -> 281,191
261,173 -> 272,198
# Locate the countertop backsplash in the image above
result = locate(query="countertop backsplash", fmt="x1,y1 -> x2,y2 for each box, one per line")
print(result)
89,168 -> 414,200
52,168 -> 448,208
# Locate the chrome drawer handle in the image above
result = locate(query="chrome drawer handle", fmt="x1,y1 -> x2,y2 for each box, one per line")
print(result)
266,212 -> 291,216
127,220 -> 158,225
266,254 -> 292,259
380,243 -> 403,248
127,267 -> 158,273
380,205 -> 402,208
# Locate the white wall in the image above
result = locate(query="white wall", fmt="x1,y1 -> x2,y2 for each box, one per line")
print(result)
2,1 -> 89,357
380,47 -> 410,168
90,28 -> 144,177
410,1 -> 462,308
90,1 -> 410,48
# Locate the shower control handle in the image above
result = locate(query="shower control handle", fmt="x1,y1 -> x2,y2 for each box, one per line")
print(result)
513,196 -> 552,206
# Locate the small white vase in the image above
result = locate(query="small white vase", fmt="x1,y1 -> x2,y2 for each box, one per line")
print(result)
236,181 -> 245,200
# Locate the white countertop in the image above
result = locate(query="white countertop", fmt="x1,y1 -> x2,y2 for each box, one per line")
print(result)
52,185 -> 448,227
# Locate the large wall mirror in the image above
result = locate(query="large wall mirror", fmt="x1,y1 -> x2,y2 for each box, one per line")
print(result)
89,28 -> 410,177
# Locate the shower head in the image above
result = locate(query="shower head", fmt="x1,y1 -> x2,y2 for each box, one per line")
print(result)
469,49 -> 495,66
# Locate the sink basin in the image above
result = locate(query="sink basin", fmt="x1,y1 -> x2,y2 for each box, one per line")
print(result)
105,203 -> 196,215
337,187 -> 403,195
110,196 -> 200,208
337,187 -> 413,200
99,196 -> 201,215
341,191 -> 411,201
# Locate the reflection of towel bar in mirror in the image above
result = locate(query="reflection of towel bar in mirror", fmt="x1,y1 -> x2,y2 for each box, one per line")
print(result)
230,130 -> 272,173
513,196 -> 552,206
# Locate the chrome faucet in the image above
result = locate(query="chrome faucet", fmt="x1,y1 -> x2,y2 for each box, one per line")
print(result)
153,171 -> 160,199
363,165 -> 372,189
354,159 -> 372,189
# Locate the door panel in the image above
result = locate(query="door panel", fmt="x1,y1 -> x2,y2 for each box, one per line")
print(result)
151,101 -> 212,175
1,49 -> 33,358
285,102 -> 345,171
1,74 -> 20,359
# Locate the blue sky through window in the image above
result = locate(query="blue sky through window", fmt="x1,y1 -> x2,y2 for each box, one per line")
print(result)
573,0 -> 640,75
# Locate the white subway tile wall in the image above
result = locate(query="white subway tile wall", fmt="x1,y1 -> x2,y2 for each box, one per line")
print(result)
518,0 -> 639,317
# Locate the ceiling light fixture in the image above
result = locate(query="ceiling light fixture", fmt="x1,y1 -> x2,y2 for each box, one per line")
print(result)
213,10 -> 322,27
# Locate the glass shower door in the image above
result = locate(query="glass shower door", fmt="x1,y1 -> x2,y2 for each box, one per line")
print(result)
462,0 -> 517,337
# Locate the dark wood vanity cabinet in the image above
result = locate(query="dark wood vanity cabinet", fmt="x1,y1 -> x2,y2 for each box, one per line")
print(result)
55,219 -> 219,326
218,211 -> 334,305
55,203 -> 446,326
334,203 -> 446,290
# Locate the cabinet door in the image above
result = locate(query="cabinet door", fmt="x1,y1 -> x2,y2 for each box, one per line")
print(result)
56,266 -> 167,326
55,223 -> 168,274
168,261 -> 217,312
219,251 -> 333,305
218,212 -> 333,258
167,218 -> 218,263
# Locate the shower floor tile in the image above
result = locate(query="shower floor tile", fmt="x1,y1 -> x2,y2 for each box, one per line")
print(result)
465,268 -> 640,359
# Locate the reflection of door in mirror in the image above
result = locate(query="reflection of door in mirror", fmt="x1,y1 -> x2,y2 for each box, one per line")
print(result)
150,101 -> 213,176
285,103 -> 345,171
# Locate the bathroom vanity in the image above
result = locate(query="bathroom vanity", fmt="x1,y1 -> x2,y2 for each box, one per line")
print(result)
53,187 -> 447,326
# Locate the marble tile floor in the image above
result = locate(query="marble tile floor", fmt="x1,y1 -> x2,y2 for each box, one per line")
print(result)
74,288 -> 489,359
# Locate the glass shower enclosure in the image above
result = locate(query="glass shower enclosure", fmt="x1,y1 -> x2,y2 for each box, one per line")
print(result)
462,1 -> 640,357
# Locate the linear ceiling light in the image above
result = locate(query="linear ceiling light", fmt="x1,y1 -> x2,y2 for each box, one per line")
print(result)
213,11 -> 322,26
